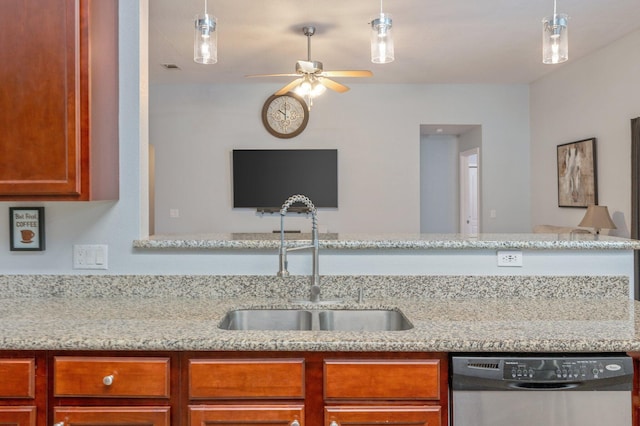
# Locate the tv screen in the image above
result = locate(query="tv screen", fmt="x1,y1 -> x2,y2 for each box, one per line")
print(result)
232,149 -> 338,209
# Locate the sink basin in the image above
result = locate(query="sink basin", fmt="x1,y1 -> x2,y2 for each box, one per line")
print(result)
219,309 -> 313,330
319,309 -> 413,331
218,308 -> 413,331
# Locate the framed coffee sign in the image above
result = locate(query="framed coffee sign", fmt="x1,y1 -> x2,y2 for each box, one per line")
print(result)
10,207 -> 45,251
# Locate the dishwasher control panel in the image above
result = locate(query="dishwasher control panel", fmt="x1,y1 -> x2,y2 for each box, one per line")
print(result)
452,355 -> 633,392
503,358 -> 628,381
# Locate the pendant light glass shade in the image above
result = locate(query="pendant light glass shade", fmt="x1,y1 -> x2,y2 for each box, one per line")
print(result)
542,0 -> 568,65
371,12 -> 394,64
194,9 -> 217,64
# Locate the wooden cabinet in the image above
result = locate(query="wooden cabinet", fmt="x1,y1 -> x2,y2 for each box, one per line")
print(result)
325,406 -> 441,426
184,353 -> 448,426
189,404 -> 305,426
0,351 -> 448,426
187,358 -> 306,426
0,357 -> 41,426
0,0 -> 118,201
324,359 -> 443,426
52,355 -> 174,426
632,353 -> 640,426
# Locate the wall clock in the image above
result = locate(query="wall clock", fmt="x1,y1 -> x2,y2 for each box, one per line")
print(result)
261,92 -> 309,138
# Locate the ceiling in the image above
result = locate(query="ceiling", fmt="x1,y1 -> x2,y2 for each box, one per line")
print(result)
149,0 -> 640,86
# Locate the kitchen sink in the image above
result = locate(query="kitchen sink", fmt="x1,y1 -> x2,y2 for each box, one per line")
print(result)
219,309 -> 313,331
318,309 -> 413,331
218,308 -> 413,331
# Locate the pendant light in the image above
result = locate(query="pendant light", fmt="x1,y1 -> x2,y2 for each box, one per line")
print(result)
370,0 -> 394,64
194,0 -> 217,64
542,0 -> 568,64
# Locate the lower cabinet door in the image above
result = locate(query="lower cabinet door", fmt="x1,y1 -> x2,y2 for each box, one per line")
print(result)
53,407 -> 170,426
325,405 -> 441,426
189,404 -> 304,426
0,406 -> 36,426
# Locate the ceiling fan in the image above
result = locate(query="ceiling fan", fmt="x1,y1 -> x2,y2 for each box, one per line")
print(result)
246,26 -> 373,98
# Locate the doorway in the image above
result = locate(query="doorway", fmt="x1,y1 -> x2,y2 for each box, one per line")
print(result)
419,124 -> 482,233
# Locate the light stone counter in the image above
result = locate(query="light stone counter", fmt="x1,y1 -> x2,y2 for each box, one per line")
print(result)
1,274 -> 639,353
133,233 -> 640,250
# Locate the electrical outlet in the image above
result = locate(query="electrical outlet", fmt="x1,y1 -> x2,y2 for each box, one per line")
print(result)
497,250 -> 523,267
73,244 -> 108,270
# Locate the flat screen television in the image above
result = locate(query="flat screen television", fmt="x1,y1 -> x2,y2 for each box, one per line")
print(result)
232,149 -> 338,210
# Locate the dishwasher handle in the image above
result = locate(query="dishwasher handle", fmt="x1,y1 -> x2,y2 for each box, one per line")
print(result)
508,382 -> 581,390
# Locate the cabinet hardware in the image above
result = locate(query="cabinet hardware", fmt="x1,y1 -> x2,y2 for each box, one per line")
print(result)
103,374 -> 114,386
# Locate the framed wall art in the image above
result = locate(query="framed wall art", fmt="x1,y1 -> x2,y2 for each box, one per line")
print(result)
10,207 -> 45,251
557,138 -> 597,208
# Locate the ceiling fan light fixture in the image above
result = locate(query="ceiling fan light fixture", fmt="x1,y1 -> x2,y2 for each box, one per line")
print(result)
371,12 -> 394,64
542,0 -> 568,64
194,0 -> 217,64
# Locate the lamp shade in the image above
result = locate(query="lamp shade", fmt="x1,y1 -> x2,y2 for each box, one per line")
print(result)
194,13 -> 217,64
578,205 -> 616,233
371,13 -> 394,64
542,13 -> 568,64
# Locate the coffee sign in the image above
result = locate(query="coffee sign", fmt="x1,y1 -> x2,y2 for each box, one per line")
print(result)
10,207 -> 45,251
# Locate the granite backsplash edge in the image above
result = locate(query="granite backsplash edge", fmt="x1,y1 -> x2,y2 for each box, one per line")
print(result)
0,274 -> 628,300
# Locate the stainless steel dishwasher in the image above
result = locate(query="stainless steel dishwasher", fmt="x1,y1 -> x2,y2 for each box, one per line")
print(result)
451,354 -> 633,426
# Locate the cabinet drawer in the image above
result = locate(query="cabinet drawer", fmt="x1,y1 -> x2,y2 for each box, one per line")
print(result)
0,358 -> 35,398
189,359 -> 305,399
324,360 -> 440,400
54,356 -> 170,398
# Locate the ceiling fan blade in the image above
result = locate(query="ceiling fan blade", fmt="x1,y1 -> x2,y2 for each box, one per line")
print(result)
322,70 -> 373,78
275,78 -> 304,95
320,77 -> 350,93
246,73 -> 299,78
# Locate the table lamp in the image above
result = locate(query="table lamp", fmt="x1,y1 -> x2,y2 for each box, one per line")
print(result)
578,205 -> 616,235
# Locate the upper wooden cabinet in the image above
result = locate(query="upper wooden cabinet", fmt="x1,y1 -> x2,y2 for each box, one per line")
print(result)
0,0 -> 119,201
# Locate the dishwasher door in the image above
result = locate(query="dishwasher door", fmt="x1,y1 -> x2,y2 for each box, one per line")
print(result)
451,355 -> 633,426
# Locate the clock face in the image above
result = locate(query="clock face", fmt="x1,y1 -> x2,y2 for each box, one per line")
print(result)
261,93 -> 309,138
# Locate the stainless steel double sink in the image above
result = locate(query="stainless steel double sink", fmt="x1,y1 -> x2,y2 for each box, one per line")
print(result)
219,308 -> 413,331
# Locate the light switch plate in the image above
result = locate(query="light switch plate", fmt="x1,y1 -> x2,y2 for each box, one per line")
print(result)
73,244 -> 108,270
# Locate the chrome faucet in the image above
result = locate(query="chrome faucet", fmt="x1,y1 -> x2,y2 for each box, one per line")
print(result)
277,194 -> 321,303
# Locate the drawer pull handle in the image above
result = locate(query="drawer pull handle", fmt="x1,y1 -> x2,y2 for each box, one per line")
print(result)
330,422 -> 339,426
54,422 -> 64,426
290,421 -> 300,426
102,374 -> 114,386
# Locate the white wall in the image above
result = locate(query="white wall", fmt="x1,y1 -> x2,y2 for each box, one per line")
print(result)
151,84 -> 531,234
8,3 -> 639,277
530,29 -> 640,237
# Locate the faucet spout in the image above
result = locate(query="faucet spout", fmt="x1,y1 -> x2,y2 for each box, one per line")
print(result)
278,194 -> 321,303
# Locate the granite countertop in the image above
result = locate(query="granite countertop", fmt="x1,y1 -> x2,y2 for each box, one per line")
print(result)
1,275 -> 639,353
133,233 -> 640,250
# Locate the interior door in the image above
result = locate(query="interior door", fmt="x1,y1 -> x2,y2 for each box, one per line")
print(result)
460,149 -> 480,234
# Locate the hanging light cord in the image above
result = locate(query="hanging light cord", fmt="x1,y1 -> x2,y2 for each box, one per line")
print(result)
380,0 -> 383,14
553,0 -> 557,19
204,0 -> 208,14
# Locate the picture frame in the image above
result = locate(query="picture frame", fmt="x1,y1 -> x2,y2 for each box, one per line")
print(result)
10,207 -> 45,251
557,138 -> 597,208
